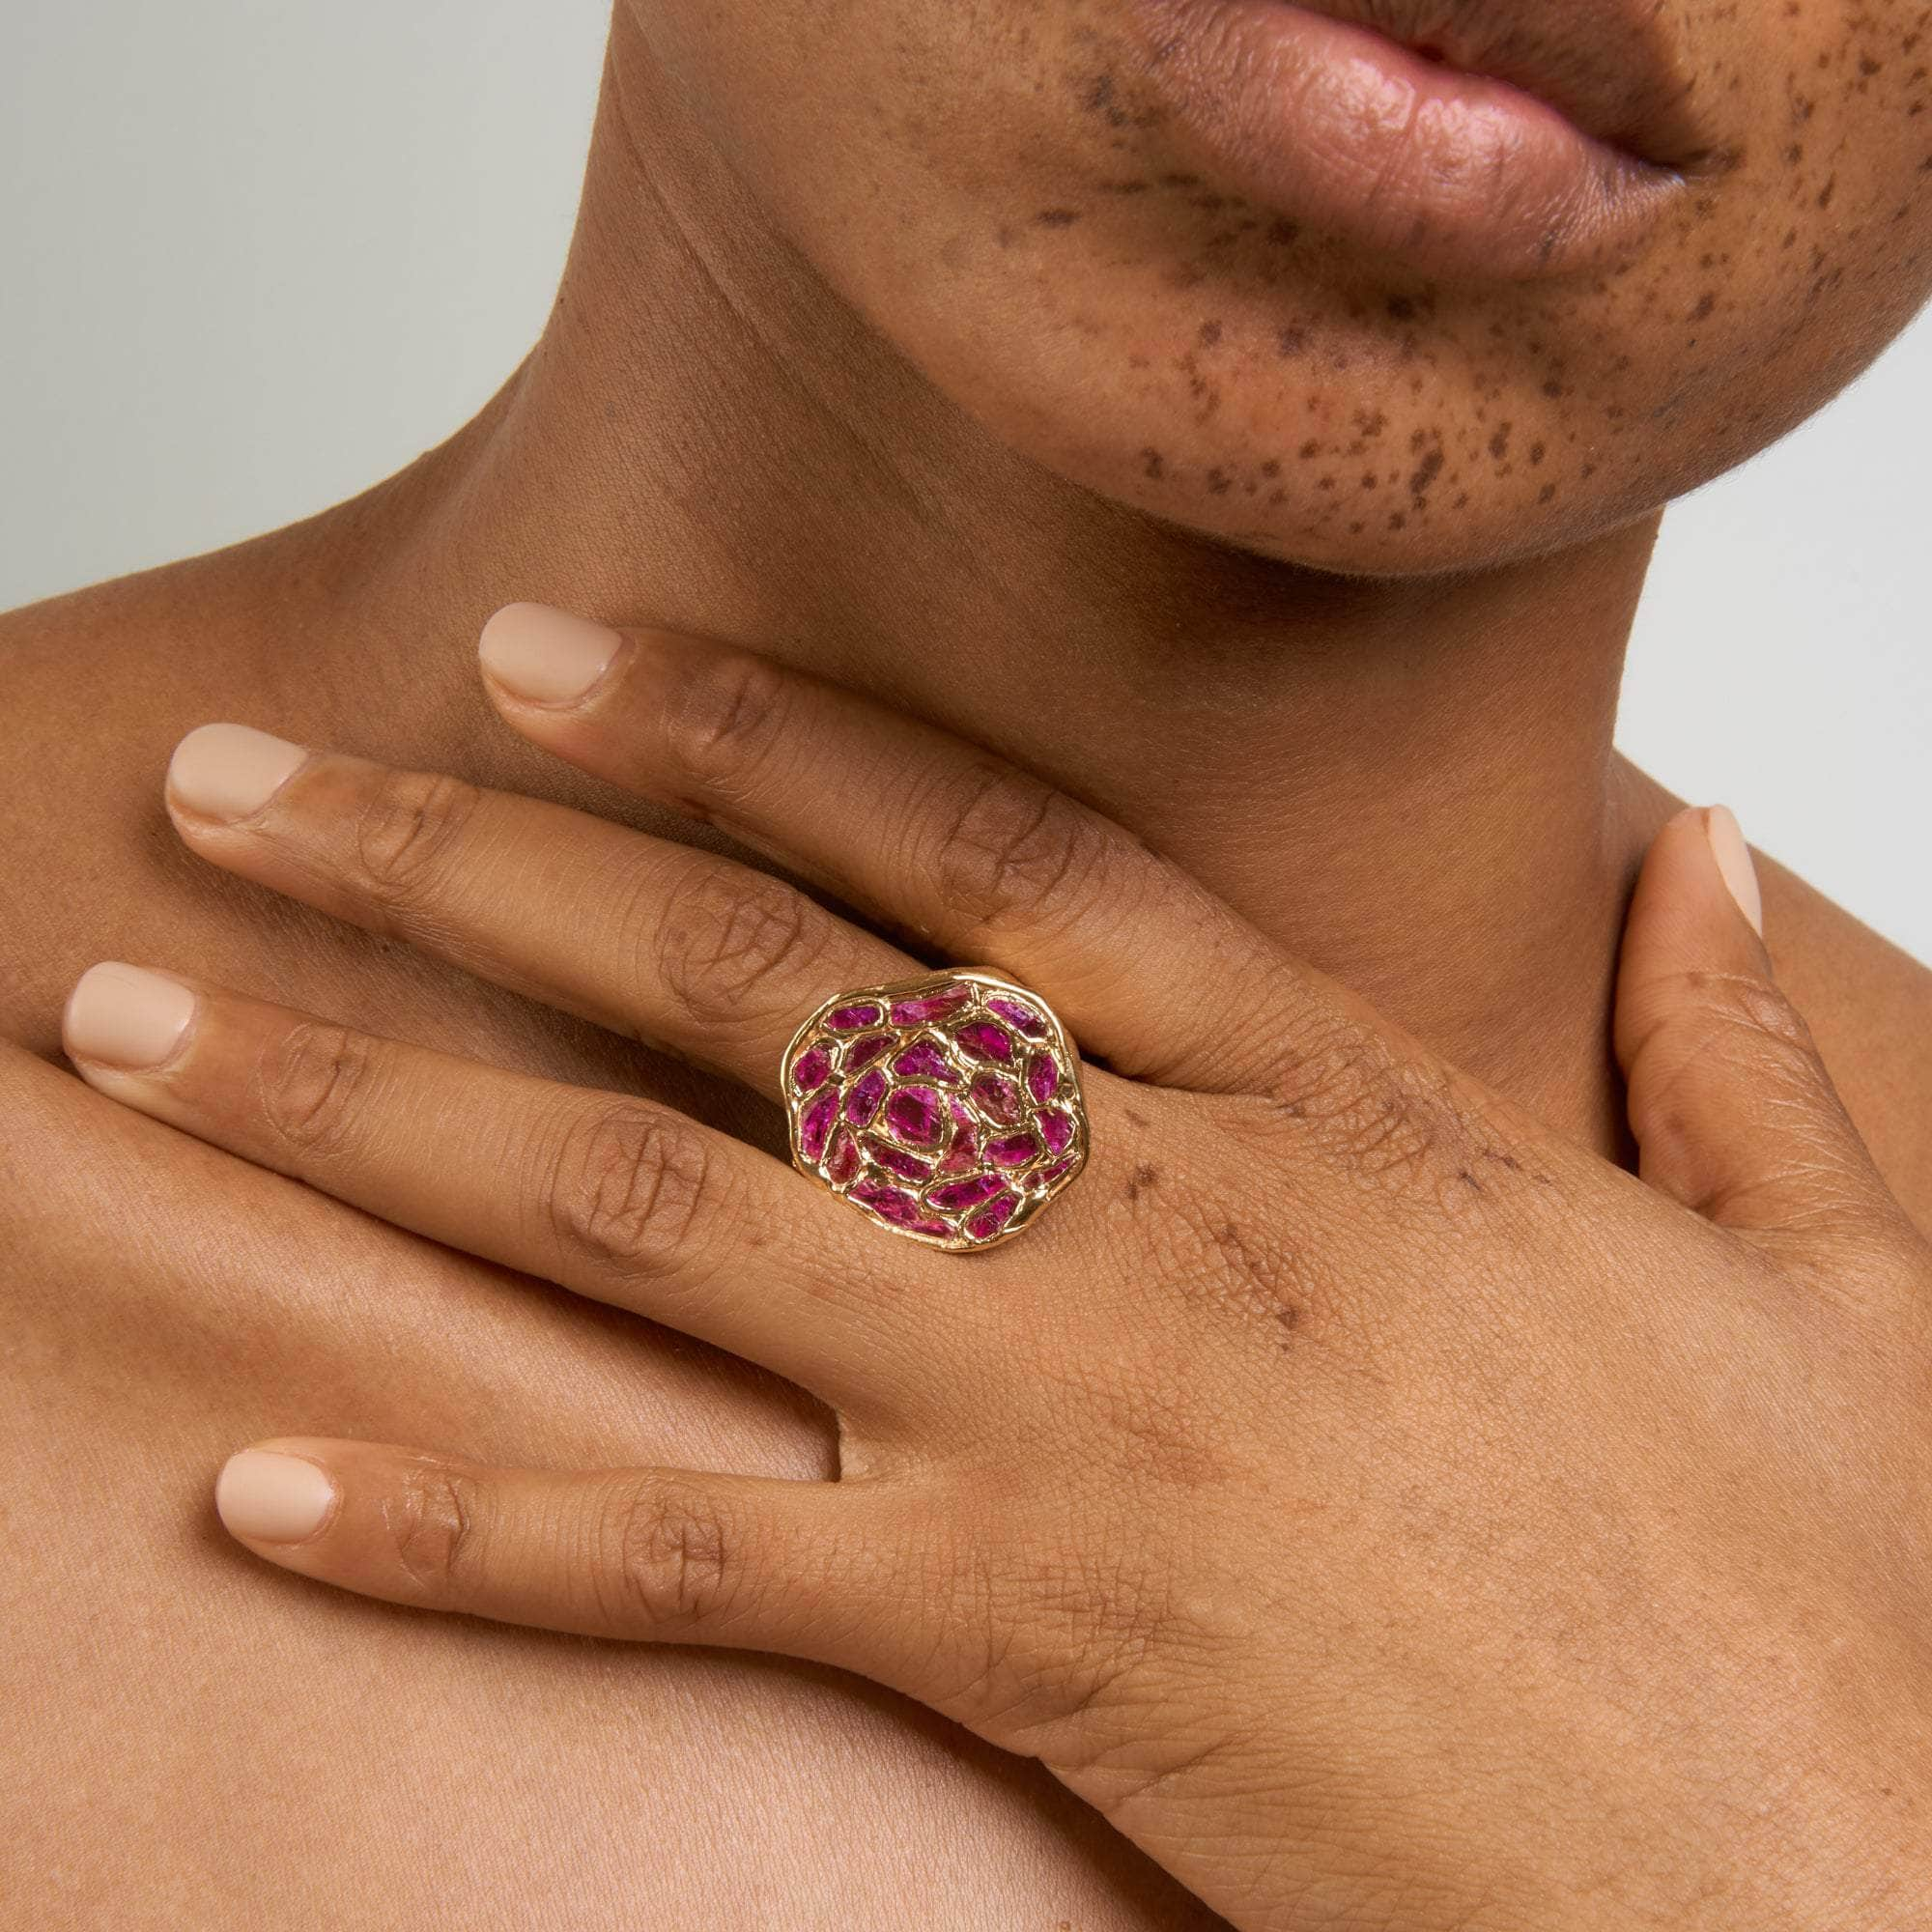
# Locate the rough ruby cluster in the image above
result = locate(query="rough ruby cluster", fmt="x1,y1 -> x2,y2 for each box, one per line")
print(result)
785,975 -> 1083,1247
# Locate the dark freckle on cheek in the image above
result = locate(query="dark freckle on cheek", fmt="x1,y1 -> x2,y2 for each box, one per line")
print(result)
1267,217 -> 1300,244
1539,483 -> 1557,503
1528,441 -> 1546,466
1206,466 -> 1233,494
1199,319 -> 1223,346
1690,291 -> 1718,321
1298,439 -> 1321,459
1408,447 -> 1445,497
1140,447 -> 1166,482
1817,175 -> 1836,208
1123,1161 -> 1160,1203
1034,208 -> 1082,228
1488,421 -> 1512,460
1385,294 -> 1417,321
1276,326 -> 1308,357
1260,458 -> 1281,477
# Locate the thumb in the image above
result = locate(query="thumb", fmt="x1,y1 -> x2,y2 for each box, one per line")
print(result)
1614,805 -> 1899,1256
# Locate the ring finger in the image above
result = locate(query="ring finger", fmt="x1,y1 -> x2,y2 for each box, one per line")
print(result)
60,963 -> 933,1416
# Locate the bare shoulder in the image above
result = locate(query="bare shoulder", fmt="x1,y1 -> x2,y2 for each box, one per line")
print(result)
0,552 -> 270,1058
1756,847 -> 1932,1230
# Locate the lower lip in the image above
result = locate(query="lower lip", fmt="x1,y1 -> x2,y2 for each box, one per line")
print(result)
1128,0 -> 1683,280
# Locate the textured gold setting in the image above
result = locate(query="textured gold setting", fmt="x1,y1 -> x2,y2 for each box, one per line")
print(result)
781,968 -> 1089,1252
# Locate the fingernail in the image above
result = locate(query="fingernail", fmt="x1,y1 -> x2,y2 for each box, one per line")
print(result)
63,962 -> 196,1069
216,1449 -> 336,1544
479,603 -> 623,705
168,723 -> 308,821
1705,805 -> 1764,938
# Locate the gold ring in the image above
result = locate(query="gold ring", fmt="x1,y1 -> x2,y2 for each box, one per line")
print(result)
781,968 -> 1089,1251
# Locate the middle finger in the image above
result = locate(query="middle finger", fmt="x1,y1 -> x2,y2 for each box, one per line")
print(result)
162,724 -> 923,1101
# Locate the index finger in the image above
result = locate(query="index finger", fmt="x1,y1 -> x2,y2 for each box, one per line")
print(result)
477,604 -> 1318,1097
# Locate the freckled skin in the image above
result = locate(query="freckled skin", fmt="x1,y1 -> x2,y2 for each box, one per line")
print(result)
625,0 -> 1932,576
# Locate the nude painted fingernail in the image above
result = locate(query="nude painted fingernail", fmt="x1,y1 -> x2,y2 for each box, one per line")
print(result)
63,962 -> 196,1068
479,603 -> 623,705
168,723 -> 308,821
216,1449 -> 336,1544
1705,805 -> 1764,938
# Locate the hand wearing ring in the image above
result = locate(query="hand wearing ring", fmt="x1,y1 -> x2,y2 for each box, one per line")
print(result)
59,604 -> 1932,1929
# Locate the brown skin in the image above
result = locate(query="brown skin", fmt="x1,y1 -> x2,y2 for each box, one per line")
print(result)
54,635 -> 1932,1926
4,0 -> 1932,1922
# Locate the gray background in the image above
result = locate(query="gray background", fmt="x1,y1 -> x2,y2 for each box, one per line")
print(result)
5,0 -> 1927,960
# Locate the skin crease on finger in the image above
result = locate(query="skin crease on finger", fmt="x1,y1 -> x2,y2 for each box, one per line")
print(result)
3,0 -> 1932,1926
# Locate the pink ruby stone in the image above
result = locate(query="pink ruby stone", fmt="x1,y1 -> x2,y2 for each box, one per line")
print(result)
964,1192 -> 1019,1241
938,1119 -> 980,1174
928,1172 -> 1005,1213
842,1032 -> 894,1072
909,1216 -> 954,1237
1037,1108 -> 1075,1155
1025,1052 -> 1059,1106
953,1019 -> 1014,1064
883,1084 -> 944,1148
844,1065 -> 889,1128
826,1002 -> 884,1032
792,1043 -> 834,1094
866,1136 -> 933,1182
888,983 -> 971,1025
986,1130 -> 1040,1169
890,1038 -> 958,1085
1037,1155 -> 1078,1185
985,996 -> 1048,1039
967,1070 -> 1024,1126
849,1179 -> 921,1227
825,1124 -> 860,1186
800,1087 -> 839,1161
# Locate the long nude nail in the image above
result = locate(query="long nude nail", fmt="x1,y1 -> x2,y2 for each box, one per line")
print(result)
478,603 -> 623,705
63,962 -> 197,1069
216,1449 -> 337,1543
1705,805 -> 1764,938
168,724 -> 308,822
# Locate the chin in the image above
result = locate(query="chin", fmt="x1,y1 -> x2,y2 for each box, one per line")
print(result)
908,296 -> 1664,578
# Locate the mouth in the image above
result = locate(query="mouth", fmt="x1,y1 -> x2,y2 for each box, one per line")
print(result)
1125,0 -> 1730,280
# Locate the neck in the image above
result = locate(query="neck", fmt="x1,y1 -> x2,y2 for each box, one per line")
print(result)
289,16 -> 1669,1157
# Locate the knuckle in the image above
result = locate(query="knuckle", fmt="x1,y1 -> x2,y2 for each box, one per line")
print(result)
658,648 -> 790,797
923,764 -> 1111,935
648,866 -> 828,1036
1270,1015 -> 1437,1181
1634,969 -> 1826,1112
256,1019 -> 375,1160
387,1461 -> 484,1597
351,767 -> 481,913
599,1476 -> 738,1633
1697,970 -> 1819,1063
1253,1017 -> 1552,1222
545,1100 -> 717,1278
942,1531 -> 1171,1746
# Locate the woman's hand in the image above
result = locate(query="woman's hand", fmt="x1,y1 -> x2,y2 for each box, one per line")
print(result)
65,604 -> 1932,1930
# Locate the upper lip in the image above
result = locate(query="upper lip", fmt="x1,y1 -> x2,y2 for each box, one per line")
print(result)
1287,0 -> 1728,175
